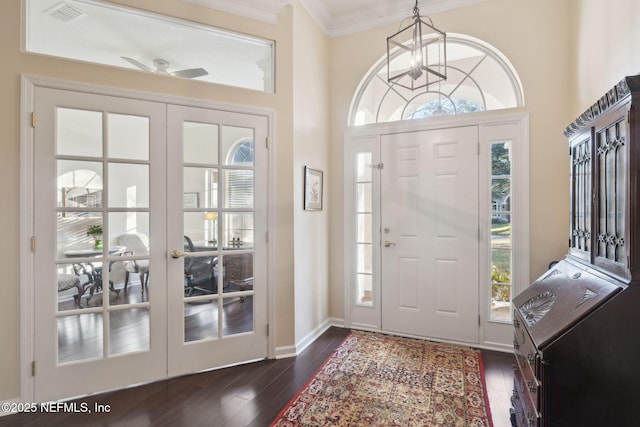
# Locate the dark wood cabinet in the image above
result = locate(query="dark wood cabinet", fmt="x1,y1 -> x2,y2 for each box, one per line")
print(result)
511,75 -> 640,426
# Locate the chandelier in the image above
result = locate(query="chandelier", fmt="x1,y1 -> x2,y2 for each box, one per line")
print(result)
387,0 -> 447,91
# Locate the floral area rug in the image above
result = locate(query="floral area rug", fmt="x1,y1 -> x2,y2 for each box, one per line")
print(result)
270,330 -> 493,427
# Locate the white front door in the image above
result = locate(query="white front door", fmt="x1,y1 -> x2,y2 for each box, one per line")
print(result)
380,127 -> 479,343
32,86 -> 268,401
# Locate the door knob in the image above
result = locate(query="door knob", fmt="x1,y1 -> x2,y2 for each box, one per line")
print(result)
170,249 -> 189,259
384,240 -> 396,247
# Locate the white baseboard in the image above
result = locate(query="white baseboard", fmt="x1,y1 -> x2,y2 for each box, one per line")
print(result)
274,345 -> 297,359
273,317 -> 346,359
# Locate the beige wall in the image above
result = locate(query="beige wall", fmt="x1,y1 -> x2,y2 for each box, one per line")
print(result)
292,1 -> 331,344
0,0 -> 295,400
570,0 -> 640,116
328,0 -> 575,319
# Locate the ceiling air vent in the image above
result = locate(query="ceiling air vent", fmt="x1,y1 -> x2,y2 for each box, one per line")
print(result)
46,2 -> 87,22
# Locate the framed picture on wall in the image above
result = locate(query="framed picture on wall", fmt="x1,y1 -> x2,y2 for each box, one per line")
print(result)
304,166 -> 323,211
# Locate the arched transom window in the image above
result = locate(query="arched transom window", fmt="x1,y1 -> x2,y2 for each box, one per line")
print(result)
349,34 -> 524,126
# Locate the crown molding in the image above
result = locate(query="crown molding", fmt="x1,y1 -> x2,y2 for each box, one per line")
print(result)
300,0 -> 488,38
181,0 -> 291,24
182,0 -> 487,36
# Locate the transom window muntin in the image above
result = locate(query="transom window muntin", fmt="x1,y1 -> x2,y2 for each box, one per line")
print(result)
350,34 -> 523,125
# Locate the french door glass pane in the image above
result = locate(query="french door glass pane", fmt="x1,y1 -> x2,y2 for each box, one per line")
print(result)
223,213 -> 253,249
109,309 -> 150,355
108,114 -> 149,161
57,313 -> 103,363
56,108 -> 102,157
56,262 -> 96,312
184,301 -> 218,343
184,167 -> 218,209
222,126 -> 254,166
184,212 -> 218,245
223,253 -> 253,293
223,296 -> 253,336
224,170 -> 254,209
56,213 -> 103,258
183,253 -> 219,296
108,163 -> 150,208
57,160 -> 103,208
184,122 -> 218,164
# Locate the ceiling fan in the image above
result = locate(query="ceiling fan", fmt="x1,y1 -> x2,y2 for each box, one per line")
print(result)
121,57 -> 208,79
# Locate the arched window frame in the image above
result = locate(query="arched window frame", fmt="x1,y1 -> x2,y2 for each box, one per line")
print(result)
349,33 -> 525,126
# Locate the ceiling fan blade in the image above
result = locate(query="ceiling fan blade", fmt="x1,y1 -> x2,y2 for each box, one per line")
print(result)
171,68 -> 209,79
121,56 -> 153,72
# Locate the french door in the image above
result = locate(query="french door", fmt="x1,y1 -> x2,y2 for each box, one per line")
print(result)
32,86 -> 268,401
380,127 -> 479,343
166,105 -> 268,377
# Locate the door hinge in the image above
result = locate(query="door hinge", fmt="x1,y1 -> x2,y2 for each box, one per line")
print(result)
369,163 -> 384,170
478,315 -> 481,327
477,143 -> 480,155
31,360 -> 37,376
266,324 -> 270,336
31,112 -> 36,128
266,137 -> 270,149
265,231 -> 269,244
31,236 -> 36,252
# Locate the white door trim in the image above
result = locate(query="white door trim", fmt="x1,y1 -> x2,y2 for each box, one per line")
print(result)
19,74 -> 276,402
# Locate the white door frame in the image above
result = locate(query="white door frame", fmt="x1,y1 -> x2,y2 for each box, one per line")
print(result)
343,111 -> 530,352
19,74 -> 276,402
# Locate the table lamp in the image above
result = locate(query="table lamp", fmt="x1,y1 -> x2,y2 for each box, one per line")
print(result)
204,211 -> 218,243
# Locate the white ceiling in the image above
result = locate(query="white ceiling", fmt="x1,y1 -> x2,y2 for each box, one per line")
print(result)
183,0 -> 487,37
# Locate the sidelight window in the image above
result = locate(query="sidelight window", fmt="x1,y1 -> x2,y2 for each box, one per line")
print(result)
355,152 -> 374,306
490,141 -> 513,321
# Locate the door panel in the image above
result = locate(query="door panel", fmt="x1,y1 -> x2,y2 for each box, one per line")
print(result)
166,105 -> 268,377
381,127 -> 479,343
34,87 -> 167,401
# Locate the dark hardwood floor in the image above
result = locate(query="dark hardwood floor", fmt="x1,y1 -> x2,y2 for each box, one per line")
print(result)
0,327 -> 515,427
